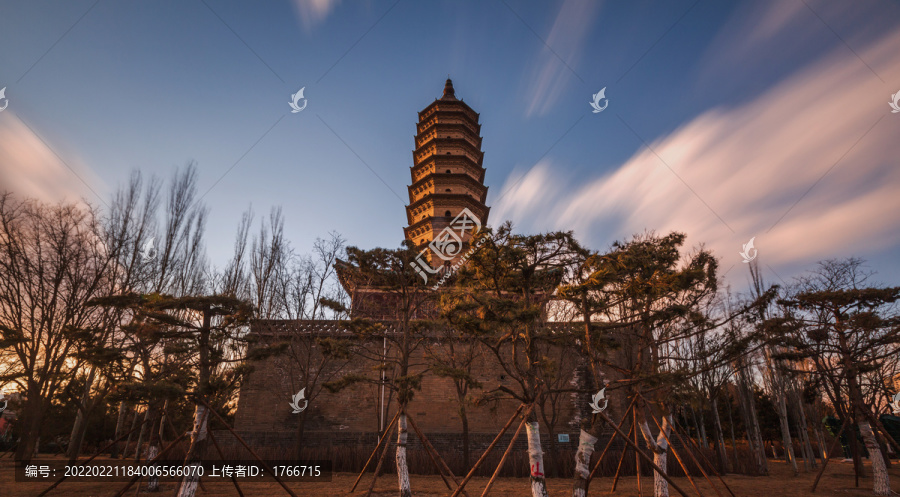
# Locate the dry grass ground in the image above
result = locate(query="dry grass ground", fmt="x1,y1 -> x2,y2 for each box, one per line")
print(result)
2,456 -> 899,496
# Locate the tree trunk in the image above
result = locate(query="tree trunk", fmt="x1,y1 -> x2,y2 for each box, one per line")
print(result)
67,367 -> 97,462
396,411 -> 412,497
526,413 -> 550,497
176,404 -> 209,497
726,395 -> 738,472
775,390 -> 798,473
859,419 -> 890,495
572,425 -> 599,497
638,416 -> 672,497
711,397 -> 729,473
698,408 -> 709,448
15,385 -> 44,460
134,406 -> 152,461
145,404 -> 162,492
294,410 -> 307,460
111,402 -> 128,458
461,405 -> 470,471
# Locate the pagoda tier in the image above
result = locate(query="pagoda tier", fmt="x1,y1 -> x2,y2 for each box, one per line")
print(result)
404,79 -> 490,249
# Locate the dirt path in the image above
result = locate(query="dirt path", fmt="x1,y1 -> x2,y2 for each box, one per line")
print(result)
2,457 -> 898,496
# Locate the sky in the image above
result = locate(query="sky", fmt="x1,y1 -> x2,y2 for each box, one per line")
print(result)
1,0 -> 899,292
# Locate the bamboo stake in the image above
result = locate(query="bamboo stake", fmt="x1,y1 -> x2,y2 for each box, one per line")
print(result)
350,409 -> 401,492
587,395 -> 638,489
670,417 -> 737,497
481,413 -> 528,497
811,420 -> 848,493
610,419 -> 635,493
197,396 -> 299,497
37,416 -> 152,497
645,406 -> 707,497
363,430 -> 394,497
450,404 -> 529,497
596,408 -> 691,497
634,408 -> 642,497
110,431 -> 188,497
406,413 -> 470,497
208,427 -> 245,497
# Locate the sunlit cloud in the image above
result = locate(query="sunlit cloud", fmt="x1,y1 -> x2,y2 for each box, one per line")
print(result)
292,0 -> 342,31
522,0 -> 601,117
0,113 -> 105,205
495,25 -> 900,273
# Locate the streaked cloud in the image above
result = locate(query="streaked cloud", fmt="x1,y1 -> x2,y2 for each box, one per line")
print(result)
522,0 -> 601,117
0,114 -> 105,205
292,0 -> 342,31
494,24 -> 900,272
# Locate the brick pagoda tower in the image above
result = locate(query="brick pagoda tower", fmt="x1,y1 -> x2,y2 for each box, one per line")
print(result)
404,79 -> 490,251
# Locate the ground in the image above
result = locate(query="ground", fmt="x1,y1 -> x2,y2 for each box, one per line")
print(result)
1,457 -> 898,496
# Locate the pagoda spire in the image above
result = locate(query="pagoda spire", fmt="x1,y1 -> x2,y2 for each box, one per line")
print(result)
441,78 -> 457,100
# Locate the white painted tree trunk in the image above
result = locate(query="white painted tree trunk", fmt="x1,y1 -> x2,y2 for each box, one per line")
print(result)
638,417 -> 671,497
146,445 -> 160,491
396,413 -> 412,497
176,405 -> 208,497
526,421 -> 550,497
572,428 -> 598,497
858,420 -> 890,496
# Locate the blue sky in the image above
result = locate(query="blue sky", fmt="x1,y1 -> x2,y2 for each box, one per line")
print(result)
1,0 -> 899,290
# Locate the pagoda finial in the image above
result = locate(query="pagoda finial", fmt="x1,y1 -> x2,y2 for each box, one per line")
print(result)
442,78 -> 456,100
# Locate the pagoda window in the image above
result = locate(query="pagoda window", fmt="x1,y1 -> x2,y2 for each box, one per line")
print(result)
445,210 -> 451,217
445,189 -> 451,192
446,169 -> 451,173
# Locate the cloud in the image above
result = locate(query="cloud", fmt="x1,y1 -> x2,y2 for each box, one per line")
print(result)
493,25 -> 900,273
292,0 -> 342,31
522,0 -> 601,117
0,113 -> 105,205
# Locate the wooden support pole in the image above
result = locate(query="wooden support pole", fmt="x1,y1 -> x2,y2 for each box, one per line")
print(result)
670,417 -> 737,497
450,404 -> 530,497
350,409 -> 401,492
610,419 -> 635,493
596,408 -> 691,497
37,416 -> 152,497
197,397 -> 299,497
481,414 -> 528,497
634,408 -> 643,497
208,427 -> 245,497
110,431 -> 188,497
811,420 -> 848,493
645,406 -> 707,497
406,413 -> 470,497
363,431 -> 394,497
587,395 -> 638,489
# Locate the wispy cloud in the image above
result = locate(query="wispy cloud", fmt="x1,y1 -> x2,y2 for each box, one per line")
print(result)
494,24 -> 900,271
522,0 -> 601,117
0,114 -> 105,205
292,0 -> 342,31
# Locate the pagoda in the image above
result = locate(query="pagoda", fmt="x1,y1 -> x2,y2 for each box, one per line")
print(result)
404,79 -> 490,252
